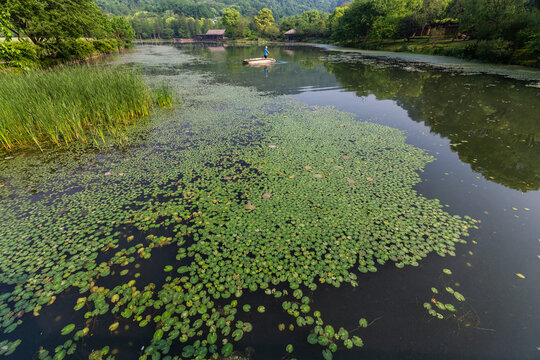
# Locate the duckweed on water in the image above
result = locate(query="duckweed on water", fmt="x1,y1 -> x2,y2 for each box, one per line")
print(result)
0,49 -> 477,359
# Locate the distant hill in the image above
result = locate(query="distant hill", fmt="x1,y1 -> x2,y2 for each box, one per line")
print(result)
94,0 -> 343,18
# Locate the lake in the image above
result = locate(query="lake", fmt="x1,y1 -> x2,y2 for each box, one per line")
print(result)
1,44 -> 539,360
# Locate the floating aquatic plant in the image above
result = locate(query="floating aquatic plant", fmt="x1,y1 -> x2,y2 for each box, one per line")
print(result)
423,269 -> 469,321
0,48 -> 478,359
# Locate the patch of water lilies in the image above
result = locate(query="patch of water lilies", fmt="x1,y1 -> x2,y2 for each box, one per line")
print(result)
0,49 -> 477,359
423,269 -> 466,320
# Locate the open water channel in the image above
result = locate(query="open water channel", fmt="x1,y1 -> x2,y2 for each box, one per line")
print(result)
1,44 -> 539,360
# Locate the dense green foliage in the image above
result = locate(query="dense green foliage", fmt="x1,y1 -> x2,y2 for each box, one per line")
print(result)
94,0 -> 342,18
96,0 -> 341,39
0,0 -> 135,67
134,6 -> 329,41
128,7 -> 279,40
0,66 -> 171,149
330,0 -> 540,65
2,0 -> 109,47
221,8 -> 242,37
280,10 -> 330,37
254,8 -> 278,37
129,11 -> 217,39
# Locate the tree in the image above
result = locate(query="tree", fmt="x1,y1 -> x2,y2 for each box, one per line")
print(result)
397,14 -> 422,40
3,0 -> 110,48
332,0 -> 421,42
111,16 -> 135,44
254,8 -> 275,36
200,18 -> 214,34
418,0 -> 452,25
185,17 -> 200,38
1,9 -> 13,41
332,0 -> 382,43
222,8 -> 241,38
328,6 -> 347,32
298,10 -> 328,37
280,10 -> 329,38
457,0 -> 529,40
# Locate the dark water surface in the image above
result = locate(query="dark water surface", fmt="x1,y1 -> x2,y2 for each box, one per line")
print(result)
172,44 -> 540,359
2,45 -> 539,360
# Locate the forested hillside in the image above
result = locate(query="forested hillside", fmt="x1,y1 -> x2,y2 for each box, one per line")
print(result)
94,0 -> 343,18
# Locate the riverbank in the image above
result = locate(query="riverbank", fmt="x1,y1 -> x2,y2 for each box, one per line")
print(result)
219,37 -> 539,68
348,37 -> 539,68
176,39 -> 540,82
312,44 -> 540,83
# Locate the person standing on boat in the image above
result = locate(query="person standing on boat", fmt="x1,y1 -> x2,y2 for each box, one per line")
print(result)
264,46 -> 269,59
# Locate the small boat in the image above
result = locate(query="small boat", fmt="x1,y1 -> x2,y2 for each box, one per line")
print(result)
243,58 -> 276,65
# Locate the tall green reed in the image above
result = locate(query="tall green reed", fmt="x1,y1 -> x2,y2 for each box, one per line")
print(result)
0,66 -> 163,150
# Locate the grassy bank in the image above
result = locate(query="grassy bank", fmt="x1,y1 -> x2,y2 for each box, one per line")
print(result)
0,66 -> 173,151
350,37 -> 539,68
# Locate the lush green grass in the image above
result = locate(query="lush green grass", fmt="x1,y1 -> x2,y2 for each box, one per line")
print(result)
0,66 -> 170,150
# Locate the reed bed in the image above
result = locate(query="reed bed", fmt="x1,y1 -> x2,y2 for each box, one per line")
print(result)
0,66 -> 164,150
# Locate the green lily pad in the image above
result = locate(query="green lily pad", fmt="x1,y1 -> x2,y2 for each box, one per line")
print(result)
61,324 -> 76,336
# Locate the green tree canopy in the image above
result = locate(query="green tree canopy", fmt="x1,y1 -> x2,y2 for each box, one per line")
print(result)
280,10 -> 329,37
0,9 -> 13,41
332,0 -> 421,42
457,0 -> 529,40
3,0 -> 110,47
255,8 -> 275,35
222,7 -> 242,37
327,6 -> 347,32
111,16 -> 135,44
417,0 -> 452,25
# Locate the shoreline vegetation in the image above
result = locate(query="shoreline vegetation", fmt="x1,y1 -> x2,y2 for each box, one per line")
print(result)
137,37 -> 540,70
0,2 -> 135,70
0,35 -> 133,71
113,1 -> 539,68
0,66 -> 174,151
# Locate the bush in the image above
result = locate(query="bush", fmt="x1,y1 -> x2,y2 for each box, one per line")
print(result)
463,42 -> 478,58
58,38 -> 95,60
93,39 -> 117,54
524,33 -> 540,58
397,42 -> 409,52
0,41 -> 40,69
244,29 -> 258,40
475,38 -> 514,63
430,43 -> 468,58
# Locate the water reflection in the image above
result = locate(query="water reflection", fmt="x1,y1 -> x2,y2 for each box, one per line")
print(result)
180,44 -> 540,191
325,60 -> 540,192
